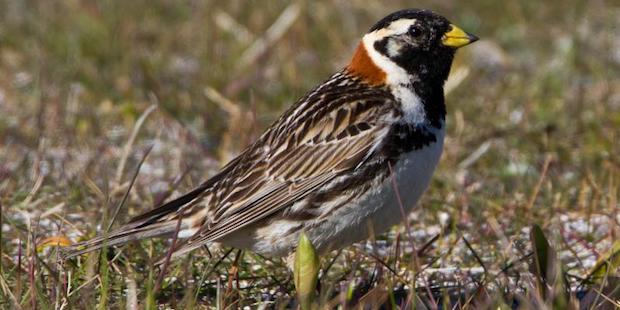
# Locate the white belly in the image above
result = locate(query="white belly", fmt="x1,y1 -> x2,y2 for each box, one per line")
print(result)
307,127 -> 445,253
225,127 -> 446,257
240,127 -> 446,256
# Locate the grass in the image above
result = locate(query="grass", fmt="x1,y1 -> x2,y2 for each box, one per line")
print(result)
1,0 -> 619,308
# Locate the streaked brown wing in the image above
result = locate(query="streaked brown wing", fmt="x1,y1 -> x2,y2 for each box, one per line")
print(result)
176,81 -> 396,253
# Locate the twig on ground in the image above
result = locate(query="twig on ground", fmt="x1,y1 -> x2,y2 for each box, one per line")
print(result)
320,249 -> 342,281
153,166 -> 192,207
153,214 -> 184,295
526,154 -> 553,211
462,236 -> 488,293
114,104 -> 158,185
364,251 -> 406,282
125,267 -> 138,310
417,234 -> 440,257
0,273 -> 22,310
214,10 -> 254,44
106,145 -> 154,232
0,201 -> 2,275
237,3 -> 301,70
388,162 -> 437,307
193,248 -> 235,302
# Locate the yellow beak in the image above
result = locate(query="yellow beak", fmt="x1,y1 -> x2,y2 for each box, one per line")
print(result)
442,24 -> 478,48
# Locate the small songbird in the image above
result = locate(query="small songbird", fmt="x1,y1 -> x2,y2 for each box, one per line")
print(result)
65,9 -> 477,263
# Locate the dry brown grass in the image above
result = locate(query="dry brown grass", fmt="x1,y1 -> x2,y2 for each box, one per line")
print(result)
1,0 -> 619,308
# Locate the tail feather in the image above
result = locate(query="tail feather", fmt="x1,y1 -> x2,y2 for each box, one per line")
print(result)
63,221 -> 180,259
127,184 -> 208,225
62,165 -> 231,260
63,184 -> 208,259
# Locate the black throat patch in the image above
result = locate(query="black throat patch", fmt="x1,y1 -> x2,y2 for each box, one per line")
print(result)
383,122 -> 439,160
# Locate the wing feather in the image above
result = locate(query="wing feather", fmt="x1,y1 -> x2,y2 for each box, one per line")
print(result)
64,73 -> 399,260
175,85 -> 396,251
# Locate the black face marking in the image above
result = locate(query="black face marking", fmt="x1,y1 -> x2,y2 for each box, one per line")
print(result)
370,9 -> 455,82
369,9 -> 454,130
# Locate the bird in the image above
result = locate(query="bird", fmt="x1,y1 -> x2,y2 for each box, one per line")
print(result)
64,9 -> 478,264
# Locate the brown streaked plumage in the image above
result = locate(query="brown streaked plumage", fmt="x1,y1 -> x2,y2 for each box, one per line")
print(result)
64,9 -> 478,263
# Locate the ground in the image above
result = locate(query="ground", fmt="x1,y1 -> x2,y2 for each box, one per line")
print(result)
1,0 -> 619,308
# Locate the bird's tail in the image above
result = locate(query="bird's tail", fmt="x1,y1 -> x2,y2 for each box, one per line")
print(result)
63,184 -> 208,259
63,221 -> 180,259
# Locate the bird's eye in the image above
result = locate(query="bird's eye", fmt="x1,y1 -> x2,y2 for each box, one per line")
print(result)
408,26 -> 421,37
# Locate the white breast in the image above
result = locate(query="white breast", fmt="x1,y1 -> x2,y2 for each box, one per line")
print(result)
232,127 -> 445,257
307,126 -> 446,253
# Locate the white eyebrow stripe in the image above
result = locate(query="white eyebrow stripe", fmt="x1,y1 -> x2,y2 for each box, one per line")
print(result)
388,18 -> 417,35
361,34 -> 410,85
372,18 -> 417,37
360,18 -> 417,85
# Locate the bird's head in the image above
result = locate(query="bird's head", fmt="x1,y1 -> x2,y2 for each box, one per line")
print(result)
347,9 -> 478,86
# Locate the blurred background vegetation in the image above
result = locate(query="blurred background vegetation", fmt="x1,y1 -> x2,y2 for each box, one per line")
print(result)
0,0 -> 618,308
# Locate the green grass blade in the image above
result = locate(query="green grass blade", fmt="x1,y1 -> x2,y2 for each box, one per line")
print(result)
294,232 -> 319,310
587,240 -> 620,283
530,224 -> 570,308
531,224 -> 553,292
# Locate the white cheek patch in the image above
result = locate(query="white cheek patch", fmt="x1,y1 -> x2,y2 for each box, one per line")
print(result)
362,35 -> 409,84
386,40 -> 404,57
362,20 -> 419,85
361,18 -> 427,123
